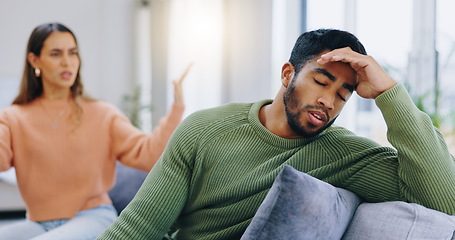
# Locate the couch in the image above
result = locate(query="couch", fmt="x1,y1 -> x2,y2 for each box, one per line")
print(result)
109,164 -> 455,239
108,162 -> 149,214
0,168 -> 26,213
241,165 -> 455,240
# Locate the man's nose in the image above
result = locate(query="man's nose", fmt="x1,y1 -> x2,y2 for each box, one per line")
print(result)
317,94 -> 334,110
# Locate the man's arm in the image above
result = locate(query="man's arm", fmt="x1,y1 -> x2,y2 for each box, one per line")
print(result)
318,48 -> 455,214
97,118 -> 196,239
375,83 -> 455,213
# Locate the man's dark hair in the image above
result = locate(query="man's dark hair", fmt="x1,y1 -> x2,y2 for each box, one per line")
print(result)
289,29 -> 367,74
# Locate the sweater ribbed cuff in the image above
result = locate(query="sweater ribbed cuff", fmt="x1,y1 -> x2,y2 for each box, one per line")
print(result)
374,83 -> 419,124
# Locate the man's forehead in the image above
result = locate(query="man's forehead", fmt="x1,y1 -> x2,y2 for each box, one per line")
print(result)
314,68 -> 335,81
303,60 -> 357,91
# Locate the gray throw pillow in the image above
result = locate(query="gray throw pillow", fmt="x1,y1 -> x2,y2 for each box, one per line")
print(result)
342,201 -> 455,240
241,165 -> 361,240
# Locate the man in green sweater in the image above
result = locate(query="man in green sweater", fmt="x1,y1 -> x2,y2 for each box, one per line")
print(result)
97,29 -> 455,239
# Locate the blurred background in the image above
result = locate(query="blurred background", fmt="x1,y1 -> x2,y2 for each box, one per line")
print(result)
0,0 -> 454,149
0,0 -> 454,221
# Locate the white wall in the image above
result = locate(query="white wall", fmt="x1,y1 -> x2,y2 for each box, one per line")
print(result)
0,0 -> 138,109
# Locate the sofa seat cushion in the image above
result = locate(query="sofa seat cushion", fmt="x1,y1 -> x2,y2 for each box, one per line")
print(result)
342,201 -> 455,240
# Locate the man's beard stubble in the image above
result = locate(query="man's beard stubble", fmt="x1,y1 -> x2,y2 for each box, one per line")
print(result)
283,79 -> 337,138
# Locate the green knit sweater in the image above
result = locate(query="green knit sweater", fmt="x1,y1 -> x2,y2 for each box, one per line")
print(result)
97,84 -> 455,240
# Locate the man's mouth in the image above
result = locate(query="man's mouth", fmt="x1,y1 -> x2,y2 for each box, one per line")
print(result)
308,110 -> 327,126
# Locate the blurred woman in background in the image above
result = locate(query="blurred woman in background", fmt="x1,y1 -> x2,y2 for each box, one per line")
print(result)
0,22 -> 191,239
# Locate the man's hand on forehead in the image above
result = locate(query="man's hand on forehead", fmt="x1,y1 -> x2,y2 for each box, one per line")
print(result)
317,47 -> 397,99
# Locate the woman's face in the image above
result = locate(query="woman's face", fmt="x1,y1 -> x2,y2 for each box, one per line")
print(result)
31,31 -> 80,95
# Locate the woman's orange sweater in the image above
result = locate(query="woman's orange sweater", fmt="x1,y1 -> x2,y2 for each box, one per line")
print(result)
0,97 -> 184,221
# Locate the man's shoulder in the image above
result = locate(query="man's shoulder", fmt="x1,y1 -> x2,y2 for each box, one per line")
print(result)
188,102 -> 255,121
177,101 -> 258,136
200,101 -> 254,112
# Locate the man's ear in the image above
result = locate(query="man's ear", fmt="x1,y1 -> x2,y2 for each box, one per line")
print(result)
27,52 -> 39,69
281,62 -> 295,88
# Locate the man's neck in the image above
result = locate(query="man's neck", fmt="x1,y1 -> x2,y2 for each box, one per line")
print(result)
258,97 -> 300,139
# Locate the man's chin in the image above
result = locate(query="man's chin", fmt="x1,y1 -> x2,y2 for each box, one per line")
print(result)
286,111 -> 337,138
291,126 -> 325,138
297,120 -> 335,138
304,129 -> 325,138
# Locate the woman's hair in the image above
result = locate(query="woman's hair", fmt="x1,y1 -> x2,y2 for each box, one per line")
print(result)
12,22 -> 85,104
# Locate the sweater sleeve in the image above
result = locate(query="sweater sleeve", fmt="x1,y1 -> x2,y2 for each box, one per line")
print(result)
97,110 -> 196,240
0,109 -> 13,171
338,84 -> 455,214
376,83 -> 455,214
112,103 -> 184,172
